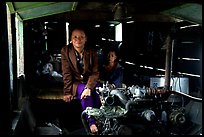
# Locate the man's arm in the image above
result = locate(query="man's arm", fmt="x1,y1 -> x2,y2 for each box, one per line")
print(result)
61,46 -> 73,95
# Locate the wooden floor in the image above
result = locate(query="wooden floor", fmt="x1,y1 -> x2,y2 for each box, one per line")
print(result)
13,86 -> 87,135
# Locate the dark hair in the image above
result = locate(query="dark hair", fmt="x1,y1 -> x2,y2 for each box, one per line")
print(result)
69,23 -> 88,36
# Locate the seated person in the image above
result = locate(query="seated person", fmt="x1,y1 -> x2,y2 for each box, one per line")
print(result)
99,46 -> 124,89
61,27 -> 101,134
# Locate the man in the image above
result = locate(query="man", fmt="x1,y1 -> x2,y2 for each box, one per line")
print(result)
61,27 -> 101,134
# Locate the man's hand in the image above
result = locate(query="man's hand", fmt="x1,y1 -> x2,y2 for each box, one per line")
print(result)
81,88 -> 91,99
63,94 -> 74,102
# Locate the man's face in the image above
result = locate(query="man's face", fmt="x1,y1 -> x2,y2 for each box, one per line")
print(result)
108,51 -> 117,63
71,29 -> 87,49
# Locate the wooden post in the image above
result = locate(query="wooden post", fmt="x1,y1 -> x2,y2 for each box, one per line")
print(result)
164,34 -> 174,90
0,2 -> 12,135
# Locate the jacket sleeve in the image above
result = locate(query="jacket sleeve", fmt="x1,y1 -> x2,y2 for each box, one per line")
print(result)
86,50 -> 100,90
61,46 -> 72,95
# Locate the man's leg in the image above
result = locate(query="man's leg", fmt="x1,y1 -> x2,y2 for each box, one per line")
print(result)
76,83 -> 96,127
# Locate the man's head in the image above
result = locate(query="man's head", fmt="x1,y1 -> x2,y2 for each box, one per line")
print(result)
104,46 -> 119,64
107,51 -> 117,63
71,28 -> 87,51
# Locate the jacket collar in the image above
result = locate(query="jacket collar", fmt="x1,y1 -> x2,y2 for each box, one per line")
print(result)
68,45 -> 90,74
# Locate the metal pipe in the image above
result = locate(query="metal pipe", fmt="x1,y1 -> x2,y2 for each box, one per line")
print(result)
104,96 -> 115,106
110,89 -> 128,105
125,100 -> 137,111
170,90 -> 202,102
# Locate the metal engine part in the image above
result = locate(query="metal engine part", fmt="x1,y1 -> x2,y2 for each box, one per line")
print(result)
81,83 -> 201,135
169,108 -> 186,126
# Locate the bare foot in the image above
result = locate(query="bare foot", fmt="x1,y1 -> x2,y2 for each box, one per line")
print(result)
90,124 -> 98,134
